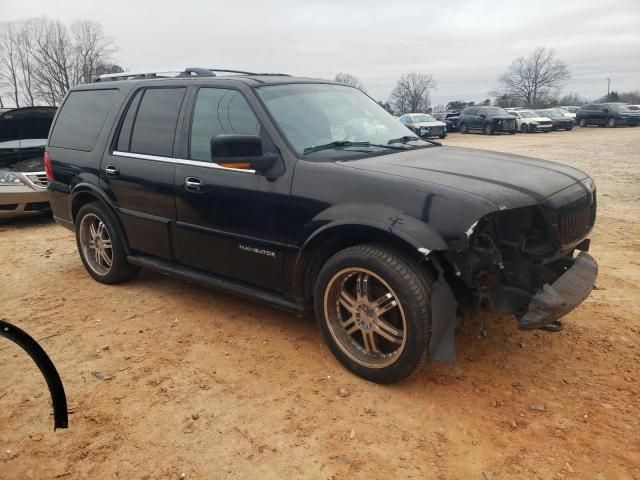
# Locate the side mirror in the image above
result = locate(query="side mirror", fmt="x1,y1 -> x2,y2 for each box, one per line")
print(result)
210,135 -> 277,173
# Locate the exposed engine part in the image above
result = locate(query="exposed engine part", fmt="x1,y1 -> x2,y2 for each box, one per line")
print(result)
0,319 -> 68,430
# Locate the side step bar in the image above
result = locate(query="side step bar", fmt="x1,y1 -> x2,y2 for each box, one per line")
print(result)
127,254 -> 306,315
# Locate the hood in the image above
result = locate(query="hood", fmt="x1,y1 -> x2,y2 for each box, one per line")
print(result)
337,146 -> 589,209
413,120 -> 446,128
489,115 -> 517,120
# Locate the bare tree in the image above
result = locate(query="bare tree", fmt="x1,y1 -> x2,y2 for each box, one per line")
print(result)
333,72 -> 366,92
0,22 -> 21,107
493,47 -> 570,108
0,17 -> 117,106
389,72 -> 436,114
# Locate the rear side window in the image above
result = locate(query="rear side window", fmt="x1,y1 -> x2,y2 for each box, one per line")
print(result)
122,88 -> 186,157
189,88 -> 261,161
49,89 -> 118,151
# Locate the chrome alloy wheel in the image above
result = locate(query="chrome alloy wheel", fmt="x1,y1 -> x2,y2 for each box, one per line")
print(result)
79,213 -> 113,275
323,268 -> 407,369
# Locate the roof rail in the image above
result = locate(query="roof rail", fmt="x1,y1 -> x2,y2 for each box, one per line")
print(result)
94,67 -> 289,82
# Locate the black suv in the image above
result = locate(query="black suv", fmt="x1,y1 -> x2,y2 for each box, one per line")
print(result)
458,106 -> 517,134
433,111 -> 461,132
576,103 -> 640,128
45,68 -> 598,383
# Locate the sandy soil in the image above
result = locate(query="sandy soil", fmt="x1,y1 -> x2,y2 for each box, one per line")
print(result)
1,126 -> 639,480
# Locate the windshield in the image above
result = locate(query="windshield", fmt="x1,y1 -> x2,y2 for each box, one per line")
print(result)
411,114 -> 437,123
518,110 -> 539,118
540,109 -> 564,118
607,103 -> 631,112
257,83 -> 425,156
484,107 -> 510,116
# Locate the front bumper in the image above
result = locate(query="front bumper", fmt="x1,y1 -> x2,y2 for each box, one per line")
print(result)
0,185 -> 50,219
531,123 -> 553,131
517,252 -> 598,330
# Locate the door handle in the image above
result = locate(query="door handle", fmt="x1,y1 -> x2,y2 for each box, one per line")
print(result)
105,165 -> 119,176
184,177 -> 203,192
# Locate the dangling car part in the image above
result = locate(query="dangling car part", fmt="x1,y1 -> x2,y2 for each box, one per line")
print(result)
0,319 -> 68,429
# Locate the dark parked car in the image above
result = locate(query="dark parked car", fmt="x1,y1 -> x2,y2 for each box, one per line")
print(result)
458,106 -> 517,134
433,111 -> 461,132
535,109 -> 575,131
576,103 -> 640,128
46,68 -> 598,383
0,107 -> 57,219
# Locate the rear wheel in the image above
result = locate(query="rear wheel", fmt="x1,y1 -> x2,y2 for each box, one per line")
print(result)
483,123 -> 493,135
460,123 -> 468,134
76,202 -> 140,284
607,117 -> 616,128
314,244 -> 433,383
578,118 -> 587,127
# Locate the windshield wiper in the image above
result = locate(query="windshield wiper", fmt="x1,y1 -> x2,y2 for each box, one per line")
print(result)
303,140 -> 405,155
387,135 -> 442,147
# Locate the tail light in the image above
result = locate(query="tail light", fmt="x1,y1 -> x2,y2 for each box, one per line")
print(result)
44,150 -> 54,182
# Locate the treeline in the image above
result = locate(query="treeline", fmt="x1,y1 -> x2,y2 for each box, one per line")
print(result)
0,17 -> 121,108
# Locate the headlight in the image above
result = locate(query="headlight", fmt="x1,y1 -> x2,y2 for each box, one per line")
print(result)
0,170 -> 24,186
581,177 -> 596,193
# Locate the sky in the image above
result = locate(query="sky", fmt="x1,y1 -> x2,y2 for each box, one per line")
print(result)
1,0 -> 639,105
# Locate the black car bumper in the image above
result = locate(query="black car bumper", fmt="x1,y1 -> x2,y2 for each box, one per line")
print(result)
552,120 -> 575,129
493,119 -> 517,132
517,252 -> 598,330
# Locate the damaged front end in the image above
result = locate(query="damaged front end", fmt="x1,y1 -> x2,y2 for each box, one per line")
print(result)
444,188 -> 597,331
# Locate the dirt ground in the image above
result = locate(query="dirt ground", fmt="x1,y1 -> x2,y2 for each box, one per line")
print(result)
1,127 -> 639,480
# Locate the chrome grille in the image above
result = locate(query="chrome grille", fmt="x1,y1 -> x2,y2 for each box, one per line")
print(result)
557,191 -> 596,246
26,173 -> 48,188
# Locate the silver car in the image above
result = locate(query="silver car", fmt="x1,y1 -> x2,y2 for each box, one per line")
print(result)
0,107 -> 56,220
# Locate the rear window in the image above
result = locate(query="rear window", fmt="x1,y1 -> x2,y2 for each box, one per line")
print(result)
49,89 -> 118,151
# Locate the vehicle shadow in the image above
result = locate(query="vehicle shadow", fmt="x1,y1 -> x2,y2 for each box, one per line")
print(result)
0,214 -> 54,230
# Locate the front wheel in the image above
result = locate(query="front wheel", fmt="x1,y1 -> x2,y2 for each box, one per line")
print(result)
76,202 -> 140,284
314,244 -> 433,383
439,134 -> 447,139
607,117 -> 616,128
483,123 -> 493,135
578,118 -> 587,127
460,123 -> 468,134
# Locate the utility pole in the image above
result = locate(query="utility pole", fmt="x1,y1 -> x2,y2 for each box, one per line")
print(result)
607,78 -> 611,97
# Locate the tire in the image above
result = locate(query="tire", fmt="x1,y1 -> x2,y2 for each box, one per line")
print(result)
521,123 -> 529,133
483,123 -> 493,135
460,123 -> 468,134
439,134 -> 446,139
578,118 -> 587,127
75,202 -> 140,284
313,244 -> 433,384
607,117 -> 616,128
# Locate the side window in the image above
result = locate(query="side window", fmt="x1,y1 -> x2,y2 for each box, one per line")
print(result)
125,88 -> 185,157
190,88 -> 261,162
116,90 -> 143,152
49,89 -> 118,151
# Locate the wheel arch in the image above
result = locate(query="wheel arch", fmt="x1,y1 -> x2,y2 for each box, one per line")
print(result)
69,184 -> 131,253
292,220 -> 447,301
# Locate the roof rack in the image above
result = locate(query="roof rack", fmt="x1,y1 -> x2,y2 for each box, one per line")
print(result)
94,67 -> 289,82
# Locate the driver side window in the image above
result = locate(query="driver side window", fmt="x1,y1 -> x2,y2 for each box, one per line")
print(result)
189,88 -> 261,162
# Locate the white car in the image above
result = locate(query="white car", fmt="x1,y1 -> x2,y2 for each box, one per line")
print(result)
509,110 -> 553,133
398,113 -> 447,138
